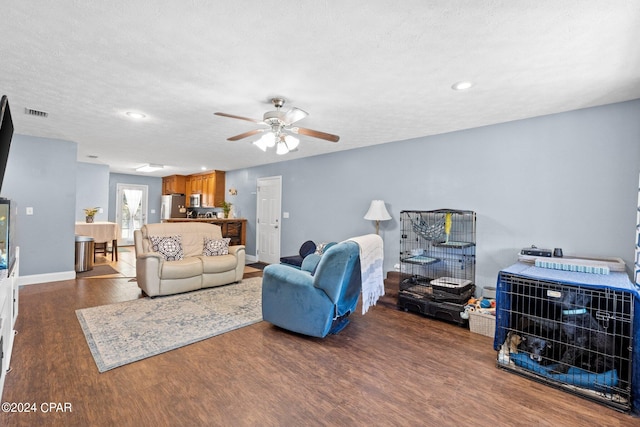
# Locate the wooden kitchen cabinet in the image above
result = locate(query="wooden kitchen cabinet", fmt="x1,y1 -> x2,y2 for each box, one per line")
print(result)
202,170 -> 225,207
201,174 -> 213,207
185,175 -> 202,206
162,175 -> 186,195
191,175 -> 203,194
185,176 -> 192,203
182,171 -> 225,207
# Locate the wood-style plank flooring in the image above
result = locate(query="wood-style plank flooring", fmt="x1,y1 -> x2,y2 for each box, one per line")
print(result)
0,250 -> 637,426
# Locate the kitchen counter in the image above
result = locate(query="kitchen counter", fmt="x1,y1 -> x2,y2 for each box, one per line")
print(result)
163,218 -> 246,246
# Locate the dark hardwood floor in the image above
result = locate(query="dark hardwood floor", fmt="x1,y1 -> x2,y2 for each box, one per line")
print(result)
0,251 -> 637,426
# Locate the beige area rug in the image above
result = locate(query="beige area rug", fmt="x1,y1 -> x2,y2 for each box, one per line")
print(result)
76,277 -> 263,372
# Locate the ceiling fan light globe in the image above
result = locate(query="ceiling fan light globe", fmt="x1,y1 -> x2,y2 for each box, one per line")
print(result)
253,138 -> 268,152
256,132 -> 276,148
284,135 -> 299,150
276,141 -> 289,155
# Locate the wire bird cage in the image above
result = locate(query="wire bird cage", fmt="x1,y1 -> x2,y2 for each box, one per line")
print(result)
398,210 -> 476,325
400,210 -> 476,283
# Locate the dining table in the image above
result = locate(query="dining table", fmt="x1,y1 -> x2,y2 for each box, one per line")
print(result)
74,221 -> 120,261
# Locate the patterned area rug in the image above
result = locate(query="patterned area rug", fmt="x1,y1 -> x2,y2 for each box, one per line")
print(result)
76,277 -> 263,372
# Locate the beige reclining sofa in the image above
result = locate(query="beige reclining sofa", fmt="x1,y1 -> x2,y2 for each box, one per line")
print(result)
134,222 -> 245,297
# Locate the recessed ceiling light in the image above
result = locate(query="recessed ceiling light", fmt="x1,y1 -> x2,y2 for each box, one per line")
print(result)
126,111 -> 146,119
451,81 -> 474,91
136,163 -> 163,173
201,166 -> 207,171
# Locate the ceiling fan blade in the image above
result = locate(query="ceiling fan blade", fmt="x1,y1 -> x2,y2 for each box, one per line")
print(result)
214,112 -> 262,124
289,127 -> 340,142
283,107 -> 308,125
227,129 -> 264,141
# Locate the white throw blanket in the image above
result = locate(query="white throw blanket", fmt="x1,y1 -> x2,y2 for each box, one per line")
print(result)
346,234 -> 385,314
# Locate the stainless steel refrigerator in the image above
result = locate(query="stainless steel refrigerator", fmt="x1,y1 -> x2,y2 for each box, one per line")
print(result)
161,194 -> 187,219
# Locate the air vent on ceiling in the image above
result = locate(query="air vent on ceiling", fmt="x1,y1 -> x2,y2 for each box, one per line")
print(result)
24,108 -> 48,118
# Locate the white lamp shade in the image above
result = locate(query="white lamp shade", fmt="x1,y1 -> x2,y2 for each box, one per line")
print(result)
364,200 -> 391,221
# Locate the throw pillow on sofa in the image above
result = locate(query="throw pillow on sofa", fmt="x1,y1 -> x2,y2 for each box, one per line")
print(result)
149,235 -> 184,261
203,237 -> 231,256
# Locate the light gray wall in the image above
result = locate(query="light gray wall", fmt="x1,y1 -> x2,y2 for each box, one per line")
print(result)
108,173 -> 162,225
2,135 -> 77,276
227,100 -> 640,289
3,100 -> 639,286
0,135 -> 162,281
76,162 -> 110,221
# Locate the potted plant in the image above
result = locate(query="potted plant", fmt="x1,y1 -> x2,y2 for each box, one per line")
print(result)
83,207 -> 99,223
218,201 -> 232,218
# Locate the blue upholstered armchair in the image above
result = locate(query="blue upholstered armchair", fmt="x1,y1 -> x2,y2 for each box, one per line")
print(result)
262,240 -> 361,338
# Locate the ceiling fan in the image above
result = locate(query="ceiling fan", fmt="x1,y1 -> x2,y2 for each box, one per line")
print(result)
215,98 -> 340,155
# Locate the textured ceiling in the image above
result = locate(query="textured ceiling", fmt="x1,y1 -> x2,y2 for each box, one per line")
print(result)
2,1 -> 640,176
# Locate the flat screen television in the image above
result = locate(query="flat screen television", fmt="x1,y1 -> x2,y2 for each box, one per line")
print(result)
0,96 -> 15,272
0,95 -> 14,194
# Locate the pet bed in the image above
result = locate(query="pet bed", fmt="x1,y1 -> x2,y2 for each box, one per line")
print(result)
510,352 -> 619,393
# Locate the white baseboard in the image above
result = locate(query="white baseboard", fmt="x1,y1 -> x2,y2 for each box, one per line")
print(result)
18,270 -> 76,286
19,257 -> 260,286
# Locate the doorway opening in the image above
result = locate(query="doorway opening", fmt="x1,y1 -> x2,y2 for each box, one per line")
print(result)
116,183 -> 148,246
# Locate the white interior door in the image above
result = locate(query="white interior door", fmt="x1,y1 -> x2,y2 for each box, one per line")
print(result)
256,176 -> 282,264
116,183 -> 148,246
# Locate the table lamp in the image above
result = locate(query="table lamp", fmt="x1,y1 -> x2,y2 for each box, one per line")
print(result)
364,200 -> 391,235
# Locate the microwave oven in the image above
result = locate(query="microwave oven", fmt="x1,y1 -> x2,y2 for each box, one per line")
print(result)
190,193 -> 201,207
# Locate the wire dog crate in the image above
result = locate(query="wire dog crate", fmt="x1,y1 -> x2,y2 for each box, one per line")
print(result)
496,271 -> 634,412
397,210 -> 476,324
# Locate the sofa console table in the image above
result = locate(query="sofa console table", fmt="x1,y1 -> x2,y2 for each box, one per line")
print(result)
163,218 -> 246,246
